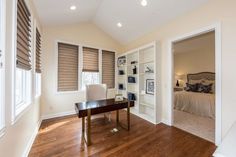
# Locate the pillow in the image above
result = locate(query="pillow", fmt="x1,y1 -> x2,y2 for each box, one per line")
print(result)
202,79 -> 215,93
185,83 -> 199,92
198,83 -> 213,93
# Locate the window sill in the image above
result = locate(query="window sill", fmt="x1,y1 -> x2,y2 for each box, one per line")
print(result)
11,102 -> 32,125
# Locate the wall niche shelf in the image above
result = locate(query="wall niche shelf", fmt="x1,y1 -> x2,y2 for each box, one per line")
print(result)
116,41 -> 161,124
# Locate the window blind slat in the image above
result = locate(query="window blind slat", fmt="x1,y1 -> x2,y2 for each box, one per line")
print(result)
83,47 -> 99,72
102,50 -> 115,88
58,43 -> 79,92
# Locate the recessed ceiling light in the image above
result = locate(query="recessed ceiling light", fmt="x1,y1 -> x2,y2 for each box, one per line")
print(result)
117,22 -> 122,28
70,5 -> 77,10
141,0 -> 147,6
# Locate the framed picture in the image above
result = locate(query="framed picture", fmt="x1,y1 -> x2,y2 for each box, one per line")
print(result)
146,79 -> 154,95
115,94 -> 124,102
117,56 -> 126,67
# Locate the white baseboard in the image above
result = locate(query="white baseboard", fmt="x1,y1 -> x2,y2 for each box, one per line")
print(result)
41,110 -> 76,120
22,119 -> 42,157
161,118 -> 171,126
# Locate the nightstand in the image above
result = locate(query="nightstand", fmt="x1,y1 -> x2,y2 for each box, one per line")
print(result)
174,87 -> 183,92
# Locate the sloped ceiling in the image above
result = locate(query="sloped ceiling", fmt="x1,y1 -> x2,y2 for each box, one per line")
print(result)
33,0 -> 209,44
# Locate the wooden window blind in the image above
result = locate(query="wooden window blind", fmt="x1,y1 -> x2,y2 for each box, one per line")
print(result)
35,28 -> 41,73
102,50 -> 115,88
82,47 -> 99,72
58,43 -> 79,92
16,0 -> 31,70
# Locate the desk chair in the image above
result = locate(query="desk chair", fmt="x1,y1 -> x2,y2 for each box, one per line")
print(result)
86,84 -> 111,121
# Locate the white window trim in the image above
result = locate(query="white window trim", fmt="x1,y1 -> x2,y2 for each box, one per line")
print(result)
0,0 -> 6,138
55,40 -> 117,94
11,0 -> 34,124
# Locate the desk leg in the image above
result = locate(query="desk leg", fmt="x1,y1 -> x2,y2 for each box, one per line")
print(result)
87,109 -> 91,146
127,101 -> 130,131
116,110 -> 119,127
82,117 -> 85,136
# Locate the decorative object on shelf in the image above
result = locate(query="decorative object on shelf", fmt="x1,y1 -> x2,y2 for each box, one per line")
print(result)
144,65 -> 154,73
132,65 -> 137,74
118,84 -> 124,90
128,76 -> 136,83
131,61 -> 138,65
117,56 -> 126,67
118,70 -> 125,75
128,93 -> 136,101
146,79 -> 154,95
115,94 -> 124,102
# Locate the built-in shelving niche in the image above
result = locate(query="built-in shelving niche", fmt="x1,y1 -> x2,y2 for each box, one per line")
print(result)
116,42 -> 161,124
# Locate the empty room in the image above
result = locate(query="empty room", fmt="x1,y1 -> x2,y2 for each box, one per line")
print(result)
0,0 -> 236,157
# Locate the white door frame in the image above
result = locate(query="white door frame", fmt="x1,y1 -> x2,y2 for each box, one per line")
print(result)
167,23 -> 222,145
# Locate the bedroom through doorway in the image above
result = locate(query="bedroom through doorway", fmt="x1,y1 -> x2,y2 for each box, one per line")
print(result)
172,31 -> 216,143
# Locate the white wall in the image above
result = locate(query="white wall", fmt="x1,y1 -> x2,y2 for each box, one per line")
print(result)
174,46 -> 215,85
0,0 -> 42,157
41,23 -> 122,118
123,0 -> 236,139
174,47 -> 215,75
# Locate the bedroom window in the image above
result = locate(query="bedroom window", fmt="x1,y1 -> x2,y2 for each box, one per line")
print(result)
57,42 -> 79,92
56,43 -> 115,92
15,68 -> 31,115
81,72 -> 100,90
0,0 -> 5,136
14,0 -> 32,119
81,47 -> 100,89
35,28 -> 41,97
102,50 -> 115,88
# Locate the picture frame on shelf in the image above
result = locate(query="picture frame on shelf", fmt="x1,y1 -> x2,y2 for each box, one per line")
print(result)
115,94 -> 124,102
117,56 -> 126,67
146,79 -> 154,95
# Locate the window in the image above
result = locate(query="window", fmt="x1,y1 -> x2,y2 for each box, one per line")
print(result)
35,73 -> 41,97
57,43 -> 79,92
14,0 -> 32,118
35,28 -> 41,97
15,68 -> 31,115
82,47 -> 99,89
81,72 -> 100,89
0,0 -> 5,135
56,43 -> 116,92
102,50 -> 115,88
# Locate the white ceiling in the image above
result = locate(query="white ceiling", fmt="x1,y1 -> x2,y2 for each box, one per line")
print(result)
33,0 -> 209,44
173,31 -> 215,54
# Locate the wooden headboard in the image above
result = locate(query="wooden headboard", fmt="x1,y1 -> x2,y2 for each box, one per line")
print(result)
187,72 -> 215,82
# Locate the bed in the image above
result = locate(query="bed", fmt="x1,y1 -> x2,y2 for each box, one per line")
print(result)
174,72 -> 215,119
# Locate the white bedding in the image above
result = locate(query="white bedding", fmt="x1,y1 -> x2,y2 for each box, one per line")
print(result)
174,91 -> 215,119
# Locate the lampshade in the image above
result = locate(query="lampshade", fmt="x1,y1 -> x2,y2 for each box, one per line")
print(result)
175,74 -> 184,80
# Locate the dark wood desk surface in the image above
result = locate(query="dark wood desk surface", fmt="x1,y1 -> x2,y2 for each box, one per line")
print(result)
75,98 -> 134,146
75,98 -> 134,118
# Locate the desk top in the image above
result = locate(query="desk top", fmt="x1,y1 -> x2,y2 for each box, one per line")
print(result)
75,98 -> 134,118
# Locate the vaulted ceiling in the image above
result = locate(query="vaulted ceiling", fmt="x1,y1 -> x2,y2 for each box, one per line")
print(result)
33,0 -> 209,44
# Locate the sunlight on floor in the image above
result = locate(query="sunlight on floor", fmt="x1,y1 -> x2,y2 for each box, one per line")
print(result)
39,120 -> 71,134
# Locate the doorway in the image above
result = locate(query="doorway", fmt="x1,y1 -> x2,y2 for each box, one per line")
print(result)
167,24 -> 222,145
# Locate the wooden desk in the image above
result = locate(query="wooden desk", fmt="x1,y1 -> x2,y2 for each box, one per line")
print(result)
75,98 -> 134,146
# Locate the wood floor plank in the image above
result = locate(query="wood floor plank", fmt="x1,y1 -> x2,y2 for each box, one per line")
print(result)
29,110 -> 216,157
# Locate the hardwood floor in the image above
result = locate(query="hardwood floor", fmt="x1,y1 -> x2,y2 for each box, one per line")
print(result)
29,110 -> 216,157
